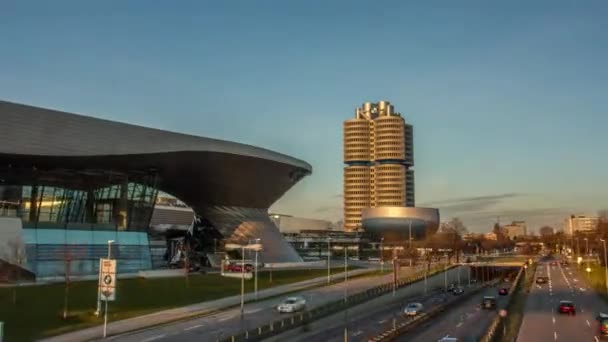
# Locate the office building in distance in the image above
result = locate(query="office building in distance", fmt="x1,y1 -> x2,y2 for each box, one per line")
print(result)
0,100 -> 311,277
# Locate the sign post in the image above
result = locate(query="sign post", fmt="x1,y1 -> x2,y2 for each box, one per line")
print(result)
98,258 -> 116,338
0,321 -> 4,342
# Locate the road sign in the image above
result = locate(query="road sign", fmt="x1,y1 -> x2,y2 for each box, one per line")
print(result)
99,258 -> 116,301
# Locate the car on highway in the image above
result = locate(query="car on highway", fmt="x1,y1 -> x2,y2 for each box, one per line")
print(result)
536,276 -> 549,284
277,296 -> 306,313
498,288 -> 509,296
452,287 -> 464,295
557,300 -> 576,315
597,312 -> 608,338
404,302 -> 424,316
482,296 -> 497,309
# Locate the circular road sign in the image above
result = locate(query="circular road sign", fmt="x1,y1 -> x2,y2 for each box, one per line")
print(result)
103,274 -> 113,285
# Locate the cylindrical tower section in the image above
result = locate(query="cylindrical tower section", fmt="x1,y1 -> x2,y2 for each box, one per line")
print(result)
373,164 -> 406,207
343,165 -> 371,231
374,116 -> 405,161
344,119 -> 372,163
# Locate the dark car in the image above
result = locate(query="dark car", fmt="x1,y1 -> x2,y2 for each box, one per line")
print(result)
498,288 -> 509,296
453,287 -> 464,295
447,283 -> 456,292
558,300 -> 576,315
536,276 -> 549,284
482,296 -> 497,309
597,313 -> 608,338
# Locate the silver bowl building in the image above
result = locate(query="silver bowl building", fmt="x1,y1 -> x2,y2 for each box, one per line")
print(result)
0,100 -> 311,277
361,207 -> 439,242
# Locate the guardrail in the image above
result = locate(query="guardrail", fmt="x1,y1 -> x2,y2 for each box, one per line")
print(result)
479,264 -> 526,342
219,265 -> 456,342
367,280 -> 500,342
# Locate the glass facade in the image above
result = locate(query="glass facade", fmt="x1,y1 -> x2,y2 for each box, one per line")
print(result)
1,182 -> 158,232
0,174 -> 159,277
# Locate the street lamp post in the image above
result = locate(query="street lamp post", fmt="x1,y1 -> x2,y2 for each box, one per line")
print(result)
254,238 -> 261,301
327,237 -> 332,284
601,239 -> 608,296
585,238 -> 589,256
380,238 -> 385,273
408,220 -> 413,267
225,242 -> 263,316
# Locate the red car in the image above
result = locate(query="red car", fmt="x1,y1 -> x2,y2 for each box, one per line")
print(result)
558,300 -> 576,315
498,288 -> 509,296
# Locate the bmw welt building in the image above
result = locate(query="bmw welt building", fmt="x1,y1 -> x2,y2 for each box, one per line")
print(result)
0,100 -> 311,277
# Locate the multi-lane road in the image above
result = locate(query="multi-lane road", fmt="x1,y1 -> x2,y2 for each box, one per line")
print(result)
396,282 -> 509,342
266,266 -> 478,342
518,258 -> 607,341
107,266 -> 427,342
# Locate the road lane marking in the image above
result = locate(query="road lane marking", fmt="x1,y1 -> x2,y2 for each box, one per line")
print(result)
142,335 -> 166,342
184,324 -> 203,331
595,336 -> 600,342
554,331 -> 558,340
353,330 -> 363,336
379,319 -> 388,324
553,316 -> 556,324
587,320 -> 591,327
456,322 -> 463,328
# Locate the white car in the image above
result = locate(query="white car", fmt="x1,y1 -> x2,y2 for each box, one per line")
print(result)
404,302 -> 424,316
277,296 -> 306,313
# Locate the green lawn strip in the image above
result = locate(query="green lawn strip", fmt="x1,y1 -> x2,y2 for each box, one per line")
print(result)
0,267 -> 360,341
497,263 -> 537,342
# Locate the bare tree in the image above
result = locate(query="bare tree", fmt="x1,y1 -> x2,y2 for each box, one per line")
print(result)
62,245 -> 73,319
6,237 -> 26,304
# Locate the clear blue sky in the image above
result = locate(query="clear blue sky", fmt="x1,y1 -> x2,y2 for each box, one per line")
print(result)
1,1 -> 607,232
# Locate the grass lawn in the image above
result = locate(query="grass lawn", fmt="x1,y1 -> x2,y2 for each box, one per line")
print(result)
0,267 -> 359,341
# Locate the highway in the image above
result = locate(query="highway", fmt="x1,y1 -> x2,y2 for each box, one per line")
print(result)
517,258 -> 608,341
265,266 -> 476,342
107,265 -> 434,342
396,282 -> 509,342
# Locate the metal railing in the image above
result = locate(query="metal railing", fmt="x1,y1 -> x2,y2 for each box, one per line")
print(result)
368,279 -> 500,342
219,265 -> 456,342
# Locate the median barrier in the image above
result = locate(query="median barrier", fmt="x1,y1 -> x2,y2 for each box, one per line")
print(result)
220,265 -> 458,342
479,264 -> 526,342
367,279 -> 501,342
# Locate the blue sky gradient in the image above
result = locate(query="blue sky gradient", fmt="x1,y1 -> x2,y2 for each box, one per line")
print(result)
1,1 -> 607,232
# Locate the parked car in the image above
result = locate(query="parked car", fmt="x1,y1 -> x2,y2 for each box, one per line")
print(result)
482,296 -> 497,309
277,296 -> 306,313
557,300 -> 576,315
404,302 -> 424,316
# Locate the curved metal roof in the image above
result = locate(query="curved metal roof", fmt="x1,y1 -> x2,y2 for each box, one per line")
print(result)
0,100 -> 311,209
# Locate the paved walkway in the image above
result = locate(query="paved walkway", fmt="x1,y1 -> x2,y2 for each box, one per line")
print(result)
40,268 -> 375,342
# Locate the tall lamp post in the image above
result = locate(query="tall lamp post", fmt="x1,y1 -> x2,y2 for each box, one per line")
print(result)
225,242 -> 263,316
601,239 -> 608,296
380,237 -> 385,273
327,237 -> 332,284
254,238 -> 261,300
